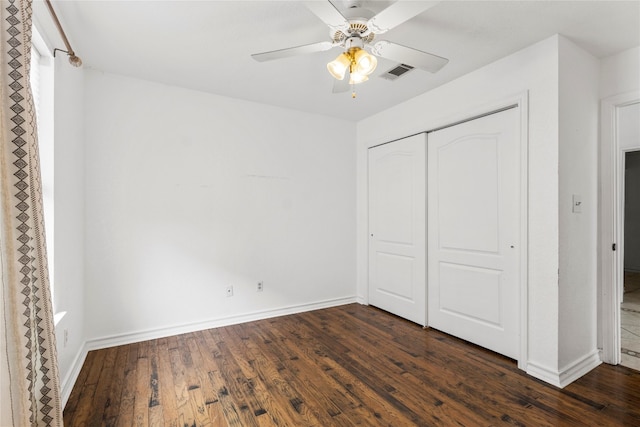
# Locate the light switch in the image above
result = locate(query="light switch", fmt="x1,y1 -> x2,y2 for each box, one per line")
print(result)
572,194 -> 582,213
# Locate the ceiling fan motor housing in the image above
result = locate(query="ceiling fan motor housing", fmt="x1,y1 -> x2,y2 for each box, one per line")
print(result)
331,14 -> 376,46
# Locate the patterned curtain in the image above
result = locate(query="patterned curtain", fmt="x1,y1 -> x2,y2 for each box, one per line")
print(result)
1,0 -> 63,425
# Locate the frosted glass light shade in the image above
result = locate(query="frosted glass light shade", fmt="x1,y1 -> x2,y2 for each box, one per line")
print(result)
327,53 -> 351,80
349,71 -> 369,85
353,49 -> 377,76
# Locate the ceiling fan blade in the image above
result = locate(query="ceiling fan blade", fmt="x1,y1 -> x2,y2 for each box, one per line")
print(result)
252,41 -> 334,62
306,1 -> 349,33
332,73 -> 350,94
367,1 -> 439,34
371,40 -> 448,73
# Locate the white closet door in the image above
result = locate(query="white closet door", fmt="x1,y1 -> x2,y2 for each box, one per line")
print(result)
428,108 -> 520,359
368,134 -> 426,325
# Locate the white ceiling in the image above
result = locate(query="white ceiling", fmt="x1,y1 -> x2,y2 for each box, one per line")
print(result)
38,1 -> 640,121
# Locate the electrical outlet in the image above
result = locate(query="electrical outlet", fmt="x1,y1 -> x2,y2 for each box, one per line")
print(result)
226,286 -> 233,297
64,329 -> 68,347
257,281 -> 264,292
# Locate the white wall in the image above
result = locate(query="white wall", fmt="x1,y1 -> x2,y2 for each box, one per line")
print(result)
357,35 -> 562,377
52,54 -> 86,402
600,46 -> 640,99
557,37 -> 600,370
83,70 -> 357,342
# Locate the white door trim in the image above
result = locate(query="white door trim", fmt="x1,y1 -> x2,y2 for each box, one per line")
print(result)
514,94 -> 529,371
600,91 -> 640,365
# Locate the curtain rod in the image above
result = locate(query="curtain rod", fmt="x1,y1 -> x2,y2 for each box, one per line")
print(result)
44,0 -> 82,67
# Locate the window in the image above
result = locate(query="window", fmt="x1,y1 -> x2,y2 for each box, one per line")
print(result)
30,26 -> 56,310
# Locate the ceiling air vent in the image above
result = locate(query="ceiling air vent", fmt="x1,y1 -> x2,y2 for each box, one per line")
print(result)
380,64 -> 415,81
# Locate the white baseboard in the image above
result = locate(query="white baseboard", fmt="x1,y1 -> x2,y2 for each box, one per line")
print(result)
85,296 -> 356,351
60,296 -> 356,407
527,362 -> 562,387
526,350 -> 602,388
557,350 -> 602,387
60,342 -> 88,408
356,295 -> 368,305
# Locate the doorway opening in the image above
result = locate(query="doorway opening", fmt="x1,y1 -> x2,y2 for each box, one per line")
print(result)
621,150 -> 640,370
601,94 -> 640,367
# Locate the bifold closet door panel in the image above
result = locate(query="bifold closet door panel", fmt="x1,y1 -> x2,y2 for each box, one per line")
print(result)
427,108 -> 521,359
368,133 -> 426,325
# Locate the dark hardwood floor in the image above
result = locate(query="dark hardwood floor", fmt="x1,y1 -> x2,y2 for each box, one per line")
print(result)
64,304 -> 640,426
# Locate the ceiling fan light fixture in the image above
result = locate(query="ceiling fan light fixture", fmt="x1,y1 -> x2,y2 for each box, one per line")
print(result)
353,48 -> 377,76
327,53 -> 351,80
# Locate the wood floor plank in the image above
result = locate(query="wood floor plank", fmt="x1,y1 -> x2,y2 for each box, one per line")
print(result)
319,311 -> 537,425
86,346 -> 119,427
226,322 -> 305,426
133,354 -> 150,426
252,319 -> 360,426
114,342 -> 139,427
239,320 -> 326,427
287,315 -> 436,425
62,349 -> 96,422
67,382 -> 97,427
308,312 -> 491,426
198,329 -> 246,427
154,337 -> 179,427
220,326 -> 287,427
102,345 -> 131,426
207,326 -> 265,427
65,304 -> 640,427
383,324 -> 569,426
252,318 -> 355,426
147,339 -> 165,427
67,348 -> 107,426
187,331 -> 228,427
179,334 -> 211,427
168,335 -> 197,427
273,314 -> 410,426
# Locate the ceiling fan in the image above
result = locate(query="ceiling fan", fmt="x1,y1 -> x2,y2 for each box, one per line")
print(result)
251,0 -> 448,96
